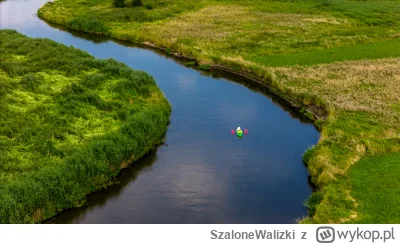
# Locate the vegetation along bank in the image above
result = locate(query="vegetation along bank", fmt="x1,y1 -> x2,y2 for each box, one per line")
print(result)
36,0 -> 400,223
0,29 -> 171,223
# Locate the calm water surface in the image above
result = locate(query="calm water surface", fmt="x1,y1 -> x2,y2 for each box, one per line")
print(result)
0,0 -> 319,223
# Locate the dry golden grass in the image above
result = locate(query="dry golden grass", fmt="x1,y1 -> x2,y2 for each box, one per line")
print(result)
270,58 -> 400,124
32,208 -> 44,223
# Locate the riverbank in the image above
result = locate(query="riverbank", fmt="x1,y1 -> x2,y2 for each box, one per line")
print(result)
37,0 -> 400,223
0,29 -> 171,223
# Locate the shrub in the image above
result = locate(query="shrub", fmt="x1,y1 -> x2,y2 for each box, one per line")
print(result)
67,17 -> 109,34
144,3 -> 153,10
113,0 -> 125,8
132,0 -> 143,7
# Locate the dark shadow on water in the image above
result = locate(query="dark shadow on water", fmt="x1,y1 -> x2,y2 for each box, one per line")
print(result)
44,21 -> 110,44
207,69 -> 314,124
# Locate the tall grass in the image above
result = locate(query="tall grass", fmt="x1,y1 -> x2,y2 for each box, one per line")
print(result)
0,29 -> 170,223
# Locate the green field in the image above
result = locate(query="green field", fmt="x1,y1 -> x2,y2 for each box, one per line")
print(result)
34,0 -> 400,223
0,29 -> 170,223
349,152 -> 400,223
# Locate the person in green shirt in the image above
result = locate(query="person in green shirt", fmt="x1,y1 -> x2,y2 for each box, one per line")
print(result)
236,127 -> 243,137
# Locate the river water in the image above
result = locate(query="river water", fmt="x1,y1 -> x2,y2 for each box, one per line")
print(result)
0,0 -> 319,223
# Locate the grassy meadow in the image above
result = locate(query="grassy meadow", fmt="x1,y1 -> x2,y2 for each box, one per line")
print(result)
0,29 -> 170,223
38,0 -> 400,65
34,0 -> 400,223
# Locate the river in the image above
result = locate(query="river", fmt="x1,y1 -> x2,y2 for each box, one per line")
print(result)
0,0 -> 319,223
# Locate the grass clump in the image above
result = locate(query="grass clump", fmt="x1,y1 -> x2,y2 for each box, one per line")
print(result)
37,0 -> 400,223
0,29 -> 170,223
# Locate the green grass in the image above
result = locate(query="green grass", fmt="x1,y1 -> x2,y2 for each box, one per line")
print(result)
348,152 -> 400,223
0,29 -> 170,223
249,39 -> 400,67
33,0 -> 400,224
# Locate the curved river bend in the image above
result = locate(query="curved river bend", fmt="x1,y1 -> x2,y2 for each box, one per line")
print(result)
0,0 -> 319,223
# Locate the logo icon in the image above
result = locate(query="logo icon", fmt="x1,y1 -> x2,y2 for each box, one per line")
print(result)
316,226 -> 335,243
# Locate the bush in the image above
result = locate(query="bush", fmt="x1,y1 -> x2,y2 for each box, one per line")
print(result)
132,0 -> 143,7
144,3 -> 153,10
113,0 -> 125,8
67,17 -> 109,34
